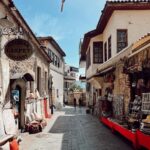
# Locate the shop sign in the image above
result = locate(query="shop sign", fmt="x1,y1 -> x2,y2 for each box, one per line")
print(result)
5,39 -> 33,61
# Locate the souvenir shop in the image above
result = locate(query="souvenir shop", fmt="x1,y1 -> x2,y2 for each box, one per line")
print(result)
100,44 -> 150,149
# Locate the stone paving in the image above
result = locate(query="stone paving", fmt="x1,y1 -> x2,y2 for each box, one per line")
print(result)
20,106 -> 133,150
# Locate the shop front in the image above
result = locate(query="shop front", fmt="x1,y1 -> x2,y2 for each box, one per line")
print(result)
97,66 -> 116,118
1,26 -> 50,135
100,35 -> 150,149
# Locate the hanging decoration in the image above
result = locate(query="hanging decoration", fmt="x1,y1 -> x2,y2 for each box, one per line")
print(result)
61,0 -> 65,12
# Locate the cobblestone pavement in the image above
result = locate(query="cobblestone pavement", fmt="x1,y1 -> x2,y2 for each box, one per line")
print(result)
20,106 -> 133,150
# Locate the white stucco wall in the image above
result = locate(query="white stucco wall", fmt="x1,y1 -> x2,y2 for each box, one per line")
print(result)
86,10 -> 150,79
103,10 -> 150,57
86,34 -> 103,78
51,69 -> 64,107
44,42 -> 65,108
47,42 -> 64,74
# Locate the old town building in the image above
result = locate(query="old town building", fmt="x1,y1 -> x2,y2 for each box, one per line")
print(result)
38,36 -> 66,109
0,0 -> 51,145
80,0 -> 150,149
64,64 -> 79,104
80,0 -> 150,111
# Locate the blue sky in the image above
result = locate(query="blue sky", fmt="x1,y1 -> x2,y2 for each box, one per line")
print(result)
13,0 -> 106,69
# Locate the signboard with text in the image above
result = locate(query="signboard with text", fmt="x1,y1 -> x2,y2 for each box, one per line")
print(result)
5,39 -> 33,61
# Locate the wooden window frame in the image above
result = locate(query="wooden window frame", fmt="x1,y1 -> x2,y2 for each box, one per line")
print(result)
104,42 -> 107,62
117,29 -> 128,53
108,36 -> 111,59
93,42 -> 103,64
86,47 -> 91,69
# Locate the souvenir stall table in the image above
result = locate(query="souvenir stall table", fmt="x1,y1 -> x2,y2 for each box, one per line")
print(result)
100,90 -> 150,149
136,93 -> 150,150
100,95 -> 137,148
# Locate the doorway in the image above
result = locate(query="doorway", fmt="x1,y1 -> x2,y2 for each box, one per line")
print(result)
11,79 -> 26,130
12,85 -> 21,129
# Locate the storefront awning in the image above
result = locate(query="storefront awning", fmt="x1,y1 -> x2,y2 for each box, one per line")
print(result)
98,66 -> 116,76
10,73 -> 34,81
97,45 -> 132,72
87,75 -> 103,89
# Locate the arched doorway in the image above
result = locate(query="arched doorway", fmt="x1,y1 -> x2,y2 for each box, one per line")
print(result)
10,73 -> 34,130
11,78 -> 26,130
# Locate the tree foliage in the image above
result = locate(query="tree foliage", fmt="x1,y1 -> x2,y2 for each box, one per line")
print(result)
69,83 -> 82,92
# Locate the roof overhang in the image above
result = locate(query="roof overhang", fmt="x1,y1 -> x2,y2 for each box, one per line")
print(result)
81,1 -> 150,57
38,36 -> 66,57
97,1 -> 150,34
80,29 -> 98,59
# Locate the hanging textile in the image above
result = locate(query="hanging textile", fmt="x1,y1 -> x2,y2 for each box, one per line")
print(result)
3,109 -> 17,135
33,100 -> 37,113
37,100 -> 42,118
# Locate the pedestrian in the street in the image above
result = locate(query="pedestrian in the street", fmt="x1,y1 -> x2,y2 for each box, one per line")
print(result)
73,98 -> 76,109
79,98 -> 82,108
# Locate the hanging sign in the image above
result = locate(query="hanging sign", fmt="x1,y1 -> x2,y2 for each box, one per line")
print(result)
5,39 -> 33,61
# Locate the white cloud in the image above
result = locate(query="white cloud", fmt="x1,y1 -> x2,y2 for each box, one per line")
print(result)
27,13 -> 66,41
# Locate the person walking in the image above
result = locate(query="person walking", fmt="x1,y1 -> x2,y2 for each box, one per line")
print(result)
73,98 -> 76,109
79,98 -> 82,108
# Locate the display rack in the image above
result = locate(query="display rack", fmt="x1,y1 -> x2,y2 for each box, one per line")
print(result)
142,93 -> 150,114
100,117 -> 136,146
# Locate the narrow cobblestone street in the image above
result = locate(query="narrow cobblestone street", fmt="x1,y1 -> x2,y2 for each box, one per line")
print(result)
20,106 -> 133,150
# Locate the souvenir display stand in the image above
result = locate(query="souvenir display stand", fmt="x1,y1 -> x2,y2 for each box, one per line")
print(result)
100,117 -> 137,148
100,93 -> 150,149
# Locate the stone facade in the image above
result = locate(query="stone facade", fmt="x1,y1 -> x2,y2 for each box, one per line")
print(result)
0,0 -> 51,134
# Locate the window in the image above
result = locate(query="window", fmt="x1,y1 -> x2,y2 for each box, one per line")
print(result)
70,72 -> 75,77
58,59 -> 60,68
48,49 -> 51,57
104,42 -> 107,62
45,72 -> 47,91
57,89 -> 59,98
108,36 -> 111,59
93,42 -> 103,63
37,67 -> 41,94
86,47 -> 91,69
52,52 -> 55,65
55,55 -> 57,66
117,29 -> 128,52
64,82 -> 68,89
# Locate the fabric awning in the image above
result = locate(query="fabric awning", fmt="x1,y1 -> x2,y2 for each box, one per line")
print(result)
87,76 -> 102,89
97,45 -> 132,72
98,66 -> 115,76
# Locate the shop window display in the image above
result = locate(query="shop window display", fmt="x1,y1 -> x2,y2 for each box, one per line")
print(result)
128,95 -> 142,131
112,95 -> 124,121
140,93 -> 150,135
